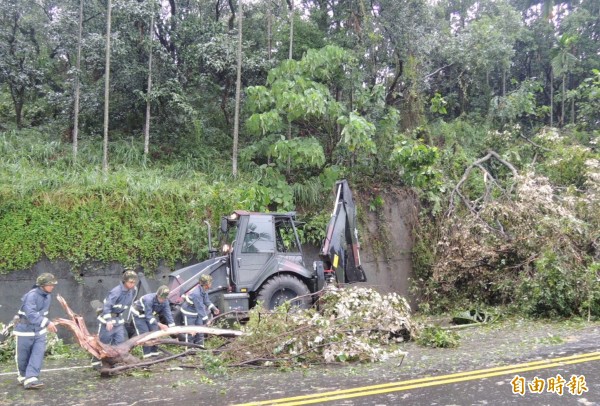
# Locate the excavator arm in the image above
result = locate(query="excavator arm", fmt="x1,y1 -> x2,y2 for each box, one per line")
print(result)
318,180 -> 367,284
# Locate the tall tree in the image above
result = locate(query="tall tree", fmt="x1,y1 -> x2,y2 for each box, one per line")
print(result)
73,0 -> 84,162
245,45 -> 379,179
232,0 -> 243,177
431,0 -> 522,117
375,0 -> 436,127
286,0 -> 294,171
287,0 -> 294,60
103,0 -> 113,175
0,0 -> 48,128
144,4 -> 155,159
550,67 -> 554,126
267,1 -> 272,60
551,34 -> 577,127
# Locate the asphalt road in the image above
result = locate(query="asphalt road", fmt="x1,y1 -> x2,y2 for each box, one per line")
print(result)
234,352 -> 599,405
0,319 -> 598,405
228,320 -> 600,406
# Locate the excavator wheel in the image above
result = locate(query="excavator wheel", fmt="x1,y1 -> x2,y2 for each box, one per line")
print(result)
256,275 -> 311,310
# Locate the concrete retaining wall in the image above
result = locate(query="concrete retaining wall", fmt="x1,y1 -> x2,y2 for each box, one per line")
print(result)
0,259 -> 178,340
0,189 -> 417,338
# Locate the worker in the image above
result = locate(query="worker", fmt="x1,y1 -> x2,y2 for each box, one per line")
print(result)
131,285 -> 176,358
92,270 -> 138,369
14,273 -> 58,389
180,274 -> 220,347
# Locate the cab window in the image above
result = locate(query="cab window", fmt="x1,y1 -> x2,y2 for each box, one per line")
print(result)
242,216 -> 274,253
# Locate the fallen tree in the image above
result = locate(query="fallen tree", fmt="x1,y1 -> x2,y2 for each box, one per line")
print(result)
5,287 -> 414,374
422,144 -> 599,316
53,294 -> 243,375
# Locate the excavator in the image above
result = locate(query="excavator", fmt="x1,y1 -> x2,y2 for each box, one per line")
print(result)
158,179 -> 366,314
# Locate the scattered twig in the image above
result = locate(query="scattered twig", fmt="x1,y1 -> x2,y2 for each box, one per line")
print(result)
519,133 -> 552,152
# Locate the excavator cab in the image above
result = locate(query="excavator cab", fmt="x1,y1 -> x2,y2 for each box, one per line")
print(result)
164,179 -> 365,315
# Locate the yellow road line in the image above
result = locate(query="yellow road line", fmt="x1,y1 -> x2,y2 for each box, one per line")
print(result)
235,351 -> 600,406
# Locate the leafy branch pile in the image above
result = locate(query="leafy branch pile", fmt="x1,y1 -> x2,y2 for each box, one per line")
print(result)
218,287 -> 415,366
421,128 -> 600,317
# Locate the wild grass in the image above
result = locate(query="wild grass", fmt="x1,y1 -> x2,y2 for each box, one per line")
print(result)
0,128 -> 238,199
292,177 -> 326,209
0,128 -> 333,272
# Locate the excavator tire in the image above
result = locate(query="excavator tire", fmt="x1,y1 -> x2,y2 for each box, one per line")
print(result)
256,275 -> 312,310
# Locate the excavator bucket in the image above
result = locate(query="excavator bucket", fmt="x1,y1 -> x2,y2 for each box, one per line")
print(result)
320,180 -> 367,284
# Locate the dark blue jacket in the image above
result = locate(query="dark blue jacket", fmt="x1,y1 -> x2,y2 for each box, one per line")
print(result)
180,285 -> 216,321
14,287 -> 52,336
132,293 -> 175,327
98,283 -> 136,325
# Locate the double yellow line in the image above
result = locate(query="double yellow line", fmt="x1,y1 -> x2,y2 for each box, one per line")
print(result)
235,351 -> 600,405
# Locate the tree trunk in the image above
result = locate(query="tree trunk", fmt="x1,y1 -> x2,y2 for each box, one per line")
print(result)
288,0 -> 294,60
287,0 -> 294,174
267,2 -> 272,60
103,0 -> 113,176
560,73 -> 565,127
144,10 -> 155,160
227,0 -> 236,31
73,0 -> 83,163
550,70 -> 554,127
10,86 -> 24,129
14,100 -> 23,129
570,73 -> 575,125
232,0 -> 243,178
221,76 -> 231,127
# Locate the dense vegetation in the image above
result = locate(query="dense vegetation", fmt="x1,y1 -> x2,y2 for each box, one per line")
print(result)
1,0 -> 599,317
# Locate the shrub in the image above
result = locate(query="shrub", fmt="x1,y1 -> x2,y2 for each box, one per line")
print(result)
416,326 -> 460,348
517,251 -> 580,318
